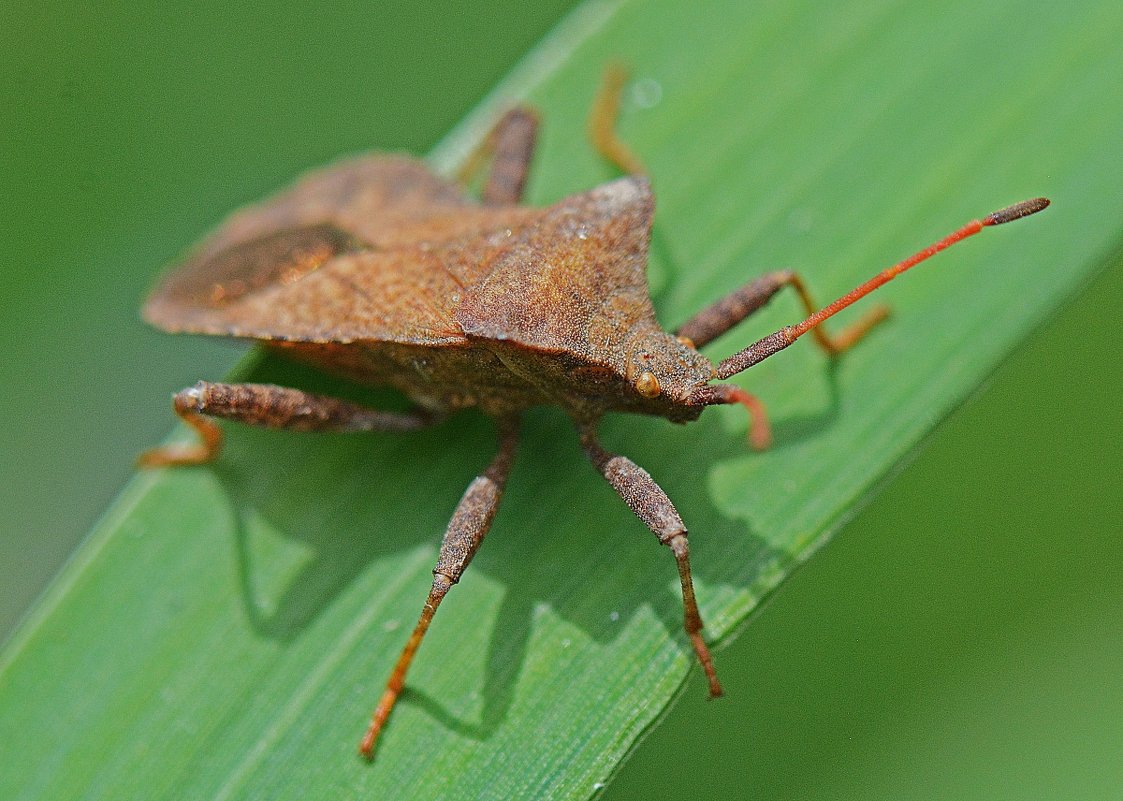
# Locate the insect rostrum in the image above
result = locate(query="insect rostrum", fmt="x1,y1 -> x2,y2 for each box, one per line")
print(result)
139,77 -> 1047,759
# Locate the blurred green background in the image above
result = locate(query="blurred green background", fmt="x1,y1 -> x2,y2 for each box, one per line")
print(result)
1,3 -> 1119,799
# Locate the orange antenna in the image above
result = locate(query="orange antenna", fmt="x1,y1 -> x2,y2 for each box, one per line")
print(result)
716,198 -> 1050,379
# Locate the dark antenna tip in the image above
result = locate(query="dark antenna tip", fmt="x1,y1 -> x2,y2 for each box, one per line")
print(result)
984,197 -> 1050,226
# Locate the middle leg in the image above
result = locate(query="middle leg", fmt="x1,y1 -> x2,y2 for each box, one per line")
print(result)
359,416 -> 520,759
676,269 -> 888,351
579,423 -> 722,698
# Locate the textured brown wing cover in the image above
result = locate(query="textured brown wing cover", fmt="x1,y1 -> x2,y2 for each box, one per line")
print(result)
144,155 -> 658,351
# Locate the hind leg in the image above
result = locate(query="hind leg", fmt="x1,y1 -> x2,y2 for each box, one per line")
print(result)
138,381 -> 437,467
455,107 -> 540,205
588,63 -> 646,175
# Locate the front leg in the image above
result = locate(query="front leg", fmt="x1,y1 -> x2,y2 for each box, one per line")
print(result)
138,381 -> 437,467
579,425 -> 722,698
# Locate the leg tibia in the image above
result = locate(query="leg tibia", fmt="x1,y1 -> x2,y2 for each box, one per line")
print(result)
358,419 -> 519,759
588,64 -> 646,175
782,272 -> 889,355
359,573 -> 452,759
667,533 -> 722,697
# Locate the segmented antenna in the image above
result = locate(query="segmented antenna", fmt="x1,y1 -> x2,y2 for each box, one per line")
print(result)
716,198 -> 1050,379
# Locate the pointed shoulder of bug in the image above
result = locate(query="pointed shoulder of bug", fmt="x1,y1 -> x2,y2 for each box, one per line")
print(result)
455,176 -> 716,420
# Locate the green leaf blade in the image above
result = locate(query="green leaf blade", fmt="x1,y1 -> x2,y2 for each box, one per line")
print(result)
3,1 -> 1121,799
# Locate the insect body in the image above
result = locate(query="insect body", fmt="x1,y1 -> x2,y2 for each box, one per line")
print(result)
140,74 -> 1047,758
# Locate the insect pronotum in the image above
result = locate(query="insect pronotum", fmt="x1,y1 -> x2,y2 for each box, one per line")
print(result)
139,67 -> 1048,758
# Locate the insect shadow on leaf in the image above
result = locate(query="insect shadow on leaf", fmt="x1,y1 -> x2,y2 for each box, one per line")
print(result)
138,66 -> 1049,759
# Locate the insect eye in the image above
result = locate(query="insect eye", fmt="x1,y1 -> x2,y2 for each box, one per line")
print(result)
634,371 -> 661,398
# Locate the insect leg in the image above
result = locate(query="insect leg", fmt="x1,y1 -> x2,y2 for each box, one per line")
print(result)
579,425 -> 723,698
675,270 -> 888,352
455,107 -> 540,205
137,381 -> 437,467
687,383 -> 774,451
587,64 -> 646,176
481,108 -> 539,205
360,417 -> 520,759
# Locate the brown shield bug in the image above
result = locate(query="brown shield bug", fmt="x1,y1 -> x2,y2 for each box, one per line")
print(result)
139,68 -> 1048,758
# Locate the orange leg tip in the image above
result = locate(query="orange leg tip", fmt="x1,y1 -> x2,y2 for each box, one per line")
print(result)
139,409 -> 223,468
748,420 -> 773,452
688,630 -> 724,697
724,386 -> 773,451
359,705 -> 392,760
135,446 -> 210,468
359,674 -> 413,762
588,63 -> 646,176
603,61 -> 630,89
819,303 -> 891,355
358,731 -> 378,761
863,304 -> 892,328
135,451 -> 163,469
704,672 -> 725,698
